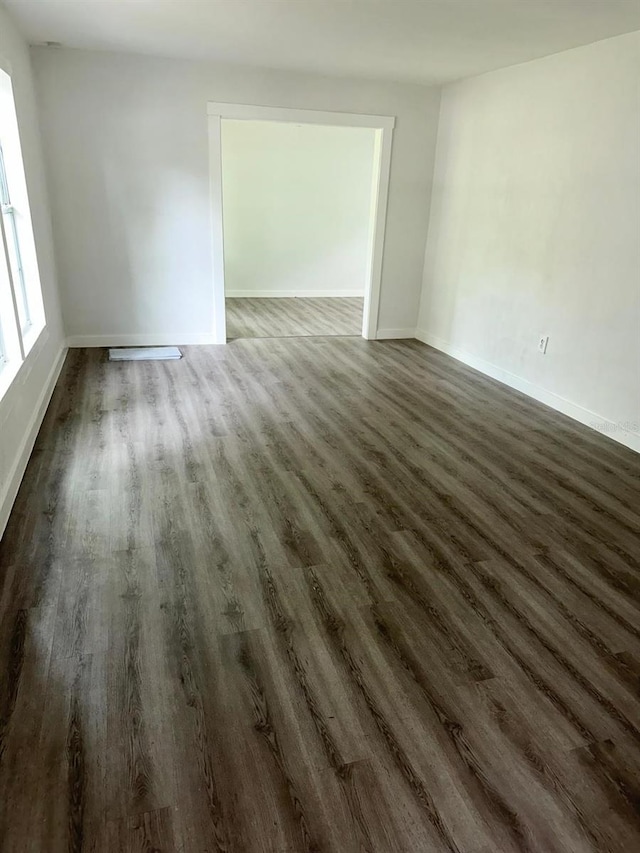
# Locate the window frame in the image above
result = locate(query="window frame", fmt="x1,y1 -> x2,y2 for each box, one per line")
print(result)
0,63 -> 47,402
0,140 -> 30,334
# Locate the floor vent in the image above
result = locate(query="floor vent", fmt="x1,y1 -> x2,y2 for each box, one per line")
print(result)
108,346 -> 182,361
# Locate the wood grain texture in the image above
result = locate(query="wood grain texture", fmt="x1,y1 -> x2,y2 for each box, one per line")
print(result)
226,296 -> 363,338
0,336 -> 639,852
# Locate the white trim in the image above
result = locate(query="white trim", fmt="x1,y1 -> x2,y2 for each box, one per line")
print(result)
415,330 -> 640,454
66,333 -> 221,348
376,327 -> 417,340
208,102 -> 394,342
0,344 -> 67,540
361,127 -> 391,341
207,102 -> 395,131
208,113 -> 227,345
225,289 -> 365,298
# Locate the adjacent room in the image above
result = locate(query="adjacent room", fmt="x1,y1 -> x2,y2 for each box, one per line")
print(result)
0,1 -> 639,851
222,118 -> 377,340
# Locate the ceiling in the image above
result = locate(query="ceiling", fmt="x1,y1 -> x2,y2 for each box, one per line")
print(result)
5,0 -> 640,85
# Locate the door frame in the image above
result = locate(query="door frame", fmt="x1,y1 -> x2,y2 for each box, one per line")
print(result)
207,101 -> 395,343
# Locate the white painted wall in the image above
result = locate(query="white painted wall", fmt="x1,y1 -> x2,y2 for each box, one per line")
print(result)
418,32 -> 640,451
0,6 -> 66,537
221,120 -> 375,298
31,48 -> 441,343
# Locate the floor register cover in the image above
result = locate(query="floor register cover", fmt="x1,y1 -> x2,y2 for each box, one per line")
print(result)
108,346 -> 183,361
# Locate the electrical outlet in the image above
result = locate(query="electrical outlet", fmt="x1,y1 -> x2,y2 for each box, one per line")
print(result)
538,335 -> 549,354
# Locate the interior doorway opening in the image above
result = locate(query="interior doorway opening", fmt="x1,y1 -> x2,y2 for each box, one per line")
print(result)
222,119 -> 373,340
208,103 -> 394,343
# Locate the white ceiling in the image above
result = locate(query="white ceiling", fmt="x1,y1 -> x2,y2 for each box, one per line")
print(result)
5,0 -> 640,85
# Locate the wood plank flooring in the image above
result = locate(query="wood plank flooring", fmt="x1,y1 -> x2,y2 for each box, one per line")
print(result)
226,296 -> 363,338
0,336 -> 639,852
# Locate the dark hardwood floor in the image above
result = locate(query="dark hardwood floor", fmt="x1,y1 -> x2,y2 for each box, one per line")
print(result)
226,296 -> 363,338
0,337 -> 639,852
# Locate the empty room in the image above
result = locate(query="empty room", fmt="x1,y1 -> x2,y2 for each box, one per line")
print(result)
0,1 -> 639,851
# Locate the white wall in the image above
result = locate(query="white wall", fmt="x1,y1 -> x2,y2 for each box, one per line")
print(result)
0,6 -> 66,537
418,32 -> 640,451
221,119 -> 375,298
31,47 -> 441,343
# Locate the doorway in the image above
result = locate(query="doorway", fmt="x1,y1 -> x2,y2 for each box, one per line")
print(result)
222,119 -> 372,340
208,103 -> 394,344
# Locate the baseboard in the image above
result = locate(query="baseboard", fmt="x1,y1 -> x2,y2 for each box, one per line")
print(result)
376,328 -> 416,340
226,290 -> 365,298
67,333 -> 222,347
415,330 -> 640,454
0,344 -> 68,540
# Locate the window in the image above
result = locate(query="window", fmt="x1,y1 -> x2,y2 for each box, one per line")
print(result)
0,66 -> 46,399
1,141 -> 30,333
